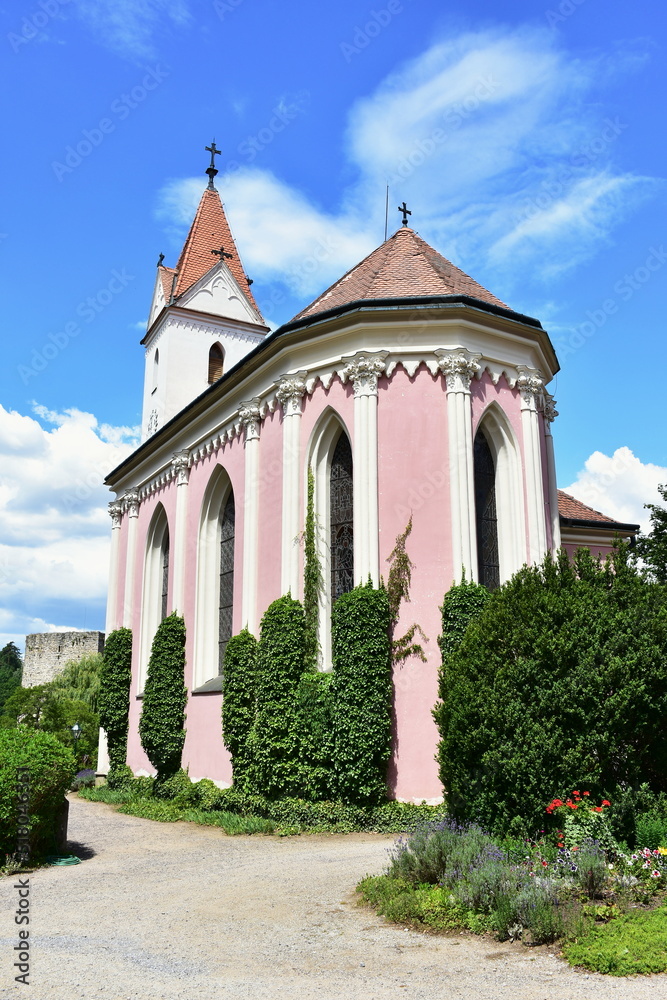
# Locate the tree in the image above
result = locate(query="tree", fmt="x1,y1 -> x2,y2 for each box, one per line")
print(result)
98,629 -> 133,773
1,684 -> 99,768
139,614 -> 187,782
636,483 -> 667,583
0,642 -> 22,713
50,653 -> 103,711
221,629 -> 257,790
435,546 -> 667,837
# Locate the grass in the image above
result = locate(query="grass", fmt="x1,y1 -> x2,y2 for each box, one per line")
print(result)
563,904 -> 667,975
79,788 -> 276,834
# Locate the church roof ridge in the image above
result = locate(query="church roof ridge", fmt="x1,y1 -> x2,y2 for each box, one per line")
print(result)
291,225 -> 508,323
170,186 -> 261,315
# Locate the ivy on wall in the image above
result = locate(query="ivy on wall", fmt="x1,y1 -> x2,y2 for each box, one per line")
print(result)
331,583 -> 392,805
386,516 -> 428,665
98,627 -> 133,775
139,614 -> 187,782
303,467 -> 323,671
294,671 -> 334,800
221,629 -> 257,791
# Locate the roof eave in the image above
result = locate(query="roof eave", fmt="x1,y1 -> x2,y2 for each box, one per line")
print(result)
559,515 -> 640,533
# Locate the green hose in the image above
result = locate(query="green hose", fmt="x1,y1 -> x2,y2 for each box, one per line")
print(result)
46,855 -> 81,866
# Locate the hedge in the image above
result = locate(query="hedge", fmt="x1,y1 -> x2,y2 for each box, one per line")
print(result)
98,627 -> 133,774
221,629 -> 257,790
139,614 -> 187,782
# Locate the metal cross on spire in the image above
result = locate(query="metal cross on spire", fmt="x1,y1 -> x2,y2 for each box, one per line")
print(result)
205,140 -> 221,189
398,202 -> 412,226
211,245 -> 233,263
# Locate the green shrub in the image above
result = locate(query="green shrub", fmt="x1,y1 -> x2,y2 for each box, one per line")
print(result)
0,727 -> 75,858
563,906 -> 667,975
50,653 -> 103,710
152,767 -> 197,804
246,596 -> 305,798
1,685 -> 99,769
106,763 -> 134,789
70,769 -> 96,791
435,547 -> 667,837
139,614 -> 187,782
221,629 -> 257,790
0,642 -> 22,714
293,671 -> 334,800
331,583 -> 392,805
98,628 -> 133,771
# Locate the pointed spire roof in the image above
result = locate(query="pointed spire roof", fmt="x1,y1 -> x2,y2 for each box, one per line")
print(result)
168,186 -> 260,313
292,226 -> 508,322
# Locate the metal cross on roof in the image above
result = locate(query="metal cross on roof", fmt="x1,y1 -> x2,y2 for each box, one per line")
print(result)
157,252 -> 165,267
205,140 -> 221,189
211,245 -> 233,263
398,201 -> 412,226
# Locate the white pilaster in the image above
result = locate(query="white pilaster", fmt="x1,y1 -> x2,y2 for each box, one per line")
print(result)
436,349 -> 481,583
543,392 -> 561,550
122,490 -> 140,628
277,373 -> 307,597
171,450 -> 190,614
341,352 -> 387,586
517,366 -> 548,564
240,398 -> 261,634
105,500 -> 123,634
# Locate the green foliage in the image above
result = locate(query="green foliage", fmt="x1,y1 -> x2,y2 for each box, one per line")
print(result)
436,574 -> 490,664
1,685 -> 98,768
635,483 -> 667,584
0,726 -> 76,857
221,629 -> 257,790
563,906 -> 667,975
331,583 -> 392,805
50,653 -> 103,711
435,547 -> 667,837
98,628 -> 133,771
106,763 -> 135,790
0,642 -> 22,713
139,614 -> 187,782
386,517 -> 427,665
246,596 -> 306,798
303,467 -> 322,671
293,671 -> 334,800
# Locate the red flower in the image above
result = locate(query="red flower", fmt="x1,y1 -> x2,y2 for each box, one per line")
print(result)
583,791 -> 590,797
573,790 -> 580,797
594,806 -> 603,812
601,799 -> 611,807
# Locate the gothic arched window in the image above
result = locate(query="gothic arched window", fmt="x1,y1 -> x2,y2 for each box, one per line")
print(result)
208,343 -> 224,384
160,531 -> 170,620
218,492 -> 235,672
330,431 -> 354,603
474,429 -> 500,590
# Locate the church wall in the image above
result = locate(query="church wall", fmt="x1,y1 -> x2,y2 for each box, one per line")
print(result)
256,405 -> 284,617
377,364 -> 449,802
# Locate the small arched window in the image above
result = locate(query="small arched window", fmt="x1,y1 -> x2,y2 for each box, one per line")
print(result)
330,431 -> 354,604
152,349 -> 159,392
474,429 -> 500,590
208,343 -> 224,384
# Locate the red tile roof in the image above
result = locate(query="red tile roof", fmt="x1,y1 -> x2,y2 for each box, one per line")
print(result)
557,490 -> 618,524
170,187 -> 261,314
292,226 -> 508,322
158,266 -> 176,301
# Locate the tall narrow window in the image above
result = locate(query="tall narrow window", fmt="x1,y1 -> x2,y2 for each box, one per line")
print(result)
218,493 -> 235,672
160,531 -> 170,619
152,349 -> 159,392
330,431 -> 354,603
208,343 -> 224,384
474,429 -> 500,590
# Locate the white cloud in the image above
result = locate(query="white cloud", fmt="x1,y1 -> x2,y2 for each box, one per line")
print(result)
563,447 -> 667,532
71,0 -> 190,59
0,405 -> 138,648
155,26 -> 655,311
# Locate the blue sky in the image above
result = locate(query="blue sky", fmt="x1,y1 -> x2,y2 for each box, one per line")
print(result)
0,0 -> 665,649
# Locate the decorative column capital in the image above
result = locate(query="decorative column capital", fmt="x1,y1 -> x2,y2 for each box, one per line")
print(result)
108,500 -> 123,528
276,372 -> 307,416
543,391 -> 558,425
435,348 -> 481,392
516,366 -> 544,409
123,489 -> 140,518
172,450 -> 191,486
239,398 -> 261,441
341,352 -> 388,397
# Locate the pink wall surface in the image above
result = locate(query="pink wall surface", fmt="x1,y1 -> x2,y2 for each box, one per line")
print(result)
256,405 -> 283,615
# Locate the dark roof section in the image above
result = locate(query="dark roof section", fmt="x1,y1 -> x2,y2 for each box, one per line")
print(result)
557,490 -> 639,533
291,226 -> 509,322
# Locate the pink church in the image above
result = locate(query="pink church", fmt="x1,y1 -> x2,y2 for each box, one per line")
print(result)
104,157 -> 637,802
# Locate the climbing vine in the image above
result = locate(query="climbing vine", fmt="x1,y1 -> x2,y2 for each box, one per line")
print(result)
303,466 -> 323,671
386,516 -> 428,665
98,627 -> 133,774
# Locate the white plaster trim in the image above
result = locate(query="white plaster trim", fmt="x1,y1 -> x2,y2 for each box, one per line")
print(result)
278,373 -> 307,596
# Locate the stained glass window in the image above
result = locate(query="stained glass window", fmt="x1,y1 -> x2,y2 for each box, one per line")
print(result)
218,493 -> 235,673
474,429 -> 500,590
330,432 -> 354,603
160,531 -> 169,620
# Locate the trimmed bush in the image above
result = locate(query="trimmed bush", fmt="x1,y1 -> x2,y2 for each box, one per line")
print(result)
331,583 -> 392,805
246,596 -> 305,798
293,671 -> 334,800
435,547 -> 667,837
139,614 -> 187,782
98,628 -> 133,771
0,727 -> 75,858
221,629 -> 257,790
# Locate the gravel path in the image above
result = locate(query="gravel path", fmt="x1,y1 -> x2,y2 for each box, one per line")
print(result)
1,795 -> 666,999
